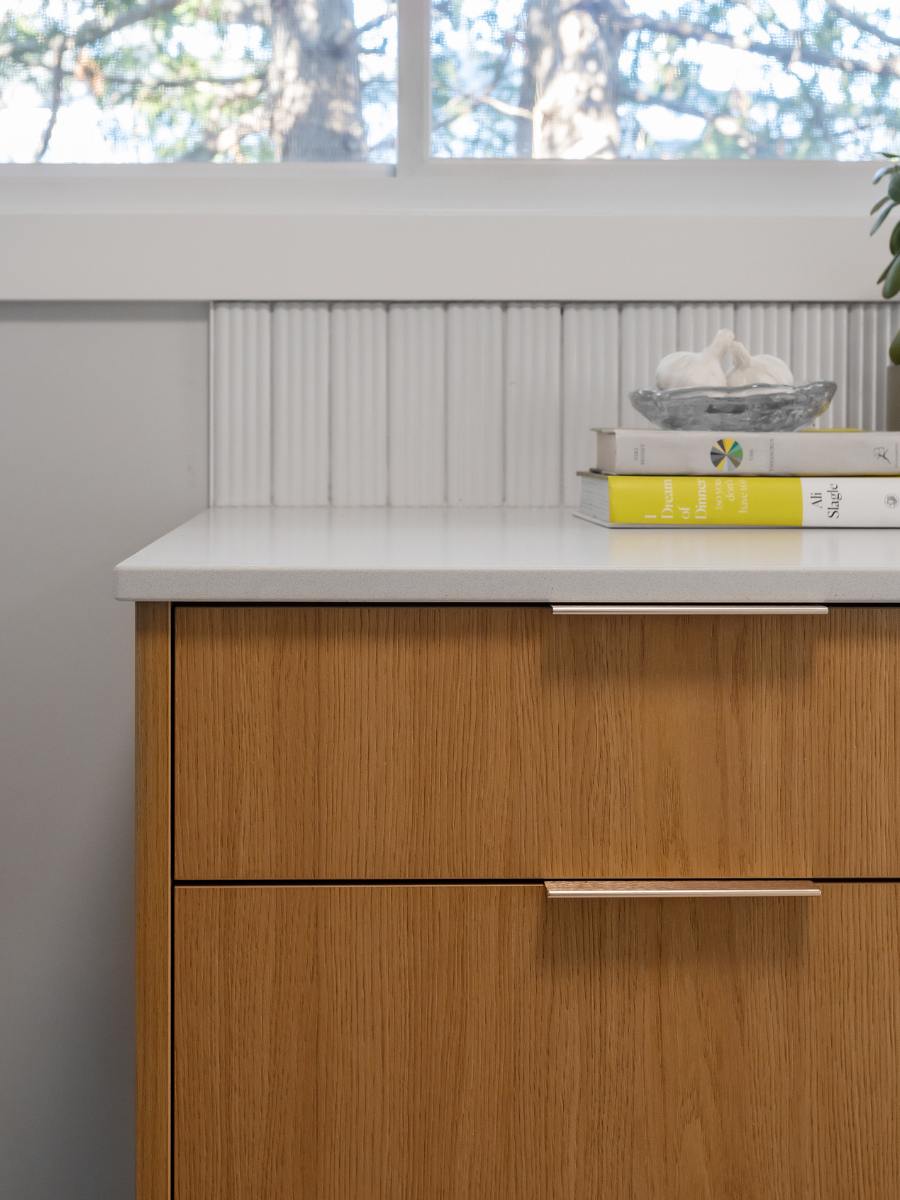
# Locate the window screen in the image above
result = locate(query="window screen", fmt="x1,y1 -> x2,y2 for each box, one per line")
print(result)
431,1 -> 900,159
0,1 -> 396,162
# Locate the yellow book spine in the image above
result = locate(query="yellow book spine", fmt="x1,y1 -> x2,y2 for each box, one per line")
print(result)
608,476 -> 803,526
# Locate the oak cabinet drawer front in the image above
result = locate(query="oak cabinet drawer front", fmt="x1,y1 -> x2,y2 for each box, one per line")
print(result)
173,606 -> 900,879
174,884 -> 900,1200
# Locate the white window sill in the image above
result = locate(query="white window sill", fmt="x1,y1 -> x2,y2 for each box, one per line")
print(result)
0,161 -> 886,302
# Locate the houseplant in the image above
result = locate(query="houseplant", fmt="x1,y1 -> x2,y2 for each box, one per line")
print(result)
871,154 -> 900,427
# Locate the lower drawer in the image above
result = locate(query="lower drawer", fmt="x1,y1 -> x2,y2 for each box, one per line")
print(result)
174,883 -> 899,1200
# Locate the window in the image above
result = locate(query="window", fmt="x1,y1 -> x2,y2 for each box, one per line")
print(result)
0,1 -> 397,162
1,2 -> 896,166
0,4 -> 889,303
432,1 -> 900,160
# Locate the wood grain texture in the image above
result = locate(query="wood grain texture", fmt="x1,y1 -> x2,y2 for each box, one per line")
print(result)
135,603 -> 171,1200
173,606 -> 900,880
174,883 -> 900,1200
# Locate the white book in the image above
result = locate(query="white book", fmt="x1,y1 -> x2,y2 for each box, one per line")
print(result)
593,428 -> 900,476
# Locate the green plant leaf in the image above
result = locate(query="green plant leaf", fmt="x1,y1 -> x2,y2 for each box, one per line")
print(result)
872,195 -> 892,214
874,164 -> 900,184
891,330 -> 900,367
879,252 -> 900,287
891,222 -> 900,256
889,174 -> 900,203
871,202 -> 897,235
882,255 -> 900,299
881,152 -> 900,159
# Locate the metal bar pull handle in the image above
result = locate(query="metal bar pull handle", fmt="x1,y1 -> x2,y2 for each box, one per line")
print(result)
550,605 -> 829,616
544,880 -> 822,899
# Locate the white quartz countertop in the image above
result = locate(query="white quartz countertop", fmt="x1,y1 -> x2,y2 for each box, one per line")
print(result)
114,507 -> 900,603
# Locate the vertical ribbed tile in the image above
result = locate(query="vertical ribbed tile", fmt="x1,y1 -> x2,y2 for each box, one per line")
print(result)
562,305 -> 619,504
211,302 -> 272,505
875,303 -> 898,429
210,300 -> 893,510
388,305 -> 446,505
272,303 -> 329,505
446,305 -> 504,505
619,304 -> 678,424
733,304 -> 792,365
847,304 -> 896,431
847,305 -> 875,431
504,305 -> 562,506
330,304 -> 388,505
677,304 -> 736,354
791,305 -> 849,428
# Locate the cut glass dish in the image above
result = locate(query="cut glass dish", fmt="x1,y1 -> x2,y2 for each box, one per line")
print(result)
630,381 -> 836,432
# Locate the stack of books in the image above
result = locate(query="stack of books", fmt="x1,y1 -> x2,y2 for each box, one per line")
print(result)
576,429 -> 900,528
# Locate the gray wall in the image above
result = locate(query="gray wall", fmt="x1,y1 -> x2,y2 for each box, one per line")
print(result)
0,304 -> 208,1199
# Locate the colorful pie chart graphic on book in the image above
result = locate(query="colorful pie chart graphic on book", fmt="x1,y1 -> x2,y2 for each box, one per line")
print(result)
710,437 -> 744,472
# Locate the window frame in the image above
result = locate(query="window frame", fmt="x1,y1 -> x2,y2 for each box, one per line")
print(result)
0,0 -> 888,302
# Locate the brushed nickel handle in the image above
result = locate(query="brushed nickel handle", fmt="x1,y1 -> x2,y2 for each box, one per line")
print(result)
544,880 -> 821,899
550,604 -> 829,616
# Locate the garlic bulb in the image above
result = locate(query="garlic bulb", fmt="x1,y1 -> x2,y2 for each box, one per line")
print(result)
655,329 -> 734,390
727,341 -> 794,387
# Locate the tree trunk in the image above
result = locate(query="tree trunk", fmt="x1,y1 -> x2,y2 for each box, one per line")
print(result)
269,0 -> 366,161
519,0 -> 622,159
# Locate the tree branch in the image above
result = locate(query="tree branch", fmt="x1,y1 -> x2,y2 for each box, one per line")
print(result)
331,7 -> 395,52
827,2 -> 900,49
434,13 -> 523,141
353,10 -> 395,40
619,84 -> 718,125
0,0 -> 182,62
473,93 -> 532,121
35,35 -> 66,161
101,70 -> 266,91
574,0 -> 900,80
191,1 -> 271,22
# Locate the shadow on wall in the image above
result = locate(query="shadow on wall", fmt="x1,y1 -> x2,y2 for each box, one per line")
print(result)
0,303 -> 208,1200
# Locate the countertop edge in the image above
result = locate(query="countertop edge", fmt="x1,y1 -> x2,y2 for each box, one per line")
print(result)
114,565 -> 900,605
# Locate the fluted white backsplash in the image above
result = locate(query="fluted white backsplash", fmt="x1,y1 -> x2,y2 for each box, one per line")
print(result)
272,303 -> 329,506
210,301 -> 897,506
211,303 -> 272,506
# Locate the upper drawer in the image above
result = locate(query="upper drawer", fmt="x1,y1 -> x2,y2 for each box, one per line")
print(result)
173,606 -> 900,880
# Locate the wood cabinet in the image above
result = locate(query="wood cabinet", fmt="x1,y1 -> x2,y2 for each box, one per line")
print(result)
174,605 -> 900,879
174,883 -> 899,1200
137,603 -> 900,1200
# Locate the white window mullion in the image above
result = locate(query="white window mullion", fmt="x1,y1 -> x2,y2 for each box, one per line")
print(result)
397,0 -> 432,175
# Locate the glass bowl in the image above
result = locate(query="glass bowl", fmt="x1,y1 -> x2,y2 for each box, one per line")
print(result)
630,381 -> 836,432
